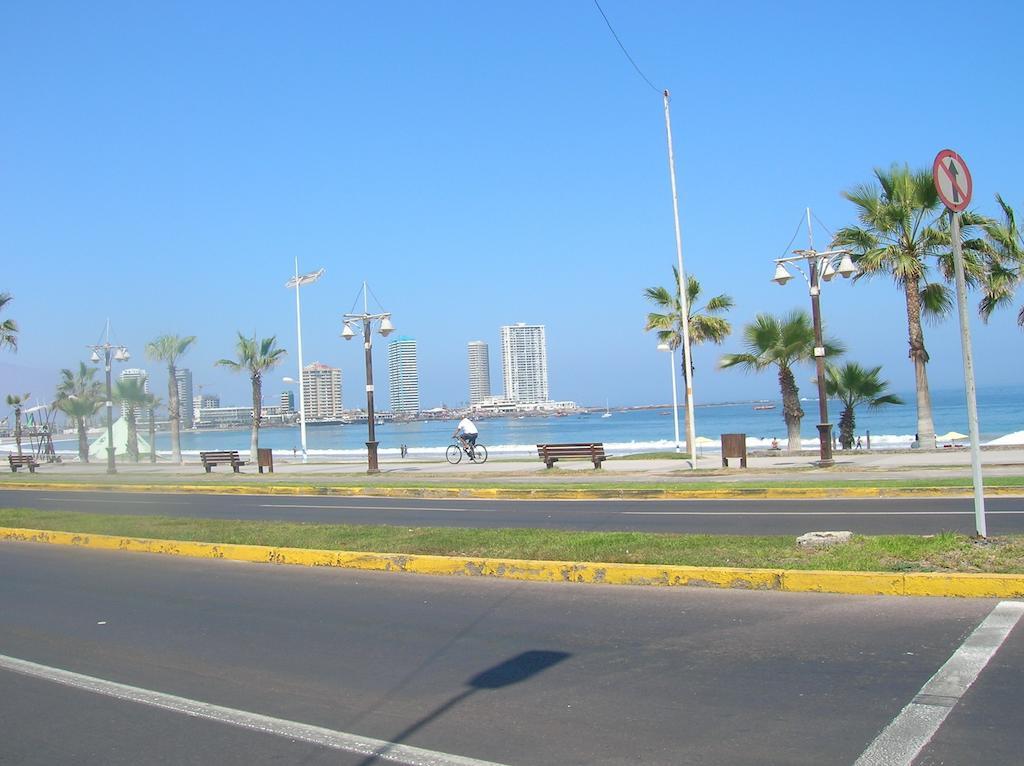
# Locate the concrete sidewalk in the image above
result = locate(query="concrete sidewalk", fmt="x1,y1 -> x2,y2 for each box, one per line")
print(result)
5,445 -> 1023,485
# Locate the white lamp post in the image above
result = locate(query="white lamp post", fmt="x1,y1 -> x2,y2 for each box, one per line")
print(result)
284,261 -> 324,461
657,343 -> 681,453
87,319 -> 130,474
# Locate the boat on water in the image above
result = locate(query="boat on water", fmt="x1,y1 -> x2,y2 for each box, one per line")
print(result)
752,404 -> 776,411
601,399 -> 612,418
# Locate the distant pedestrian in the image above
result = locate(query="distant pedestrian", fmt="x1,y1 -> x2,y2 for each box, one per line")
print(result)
770,437 -> 780,451
856,436 -> 863,450
400,444 -> 408,458
292,445 -> 297,457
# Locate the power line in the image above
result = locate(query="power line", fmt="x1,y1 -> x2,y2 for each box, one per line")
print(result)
592,0 -> 660,94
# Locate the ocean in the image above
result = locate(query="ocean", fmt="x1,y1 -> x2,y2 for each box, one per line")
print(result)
77,384 -> 1021,460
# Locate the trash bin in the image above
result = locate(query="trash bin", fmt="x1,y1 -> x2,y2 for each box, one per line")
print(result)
257,448 -> 274,474
720,433 -> 747,468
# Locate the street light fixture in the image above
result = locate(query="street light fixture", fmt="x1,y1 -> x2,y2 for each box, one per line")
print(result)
284,260 -> 325,462
657,343 -> 681,453
772,208 -> 855,467
86,320 -> 130,474
341,281 -> 393,474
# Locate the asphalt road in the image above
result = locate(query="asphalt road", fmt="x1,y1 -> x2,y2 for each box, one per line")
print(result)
1,488 -> 1022,535
2,543 -> 1021,765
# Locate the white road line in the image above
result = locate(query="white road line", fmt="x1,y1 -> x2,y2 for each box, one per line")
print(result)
39,497 -> 190,505
622,510 -> 1024,516
258,503 -> 494,512
0,653 -> 508,766
853,600 -> 1024,766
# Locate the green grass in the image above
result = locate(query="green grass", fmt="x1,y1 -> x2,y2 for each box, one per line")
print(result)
3,508 -> 1023,573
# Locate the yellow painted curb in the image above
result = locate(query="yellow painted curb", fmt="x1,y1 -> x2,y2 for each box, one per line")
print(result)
3,525 -> 1022,598
1,480 -> 1022,501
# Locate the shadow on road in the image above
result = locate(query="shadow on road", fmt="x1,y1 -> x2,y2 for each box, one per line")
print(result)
356,649 -> 570,765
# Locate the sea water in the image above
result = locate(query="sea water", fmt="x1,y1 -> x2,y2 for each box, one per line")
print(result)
127,384 -> 1021,459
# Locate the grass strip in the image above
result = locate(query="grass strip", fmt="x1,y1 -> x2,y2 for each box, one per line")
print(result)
2,508 -> 1022,574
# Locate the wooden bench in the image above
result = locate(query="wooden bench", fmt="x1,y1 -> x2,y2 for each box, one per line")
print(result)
8,454 -> 40,473
200,450 -> 247,473
537,443 -> 606,469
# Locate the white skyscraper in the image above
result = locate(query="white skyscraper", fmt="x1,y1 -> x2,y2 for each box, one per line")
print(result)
500,323 -> 548,404
387,337 -> 420,416
175,368 -> 194,428
301,362 -> 343,420
118,368 -> 150,419
467,341 -> 491,407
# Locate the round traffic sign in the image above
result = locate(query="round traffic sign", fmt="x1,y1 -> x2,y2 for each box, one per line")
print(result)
933,149 -> 972,212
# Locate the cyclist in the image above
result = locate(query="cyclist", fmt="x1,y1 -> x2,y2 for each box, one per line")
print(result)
452,416 -> 479,457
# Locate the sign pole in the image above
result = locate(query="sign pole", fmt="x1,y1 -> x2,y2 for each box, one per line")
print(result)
934,148 -> 986,538
949,208 -> 986,537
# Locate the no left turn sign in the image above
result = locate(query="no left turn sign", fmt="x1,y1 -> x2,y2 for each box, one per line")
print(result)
933,149 -> 973,212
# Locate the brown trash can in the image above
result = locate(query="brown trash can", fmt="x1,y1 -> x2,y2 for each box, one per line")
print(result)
720,434 -> 747,468
257,448 -> 274,474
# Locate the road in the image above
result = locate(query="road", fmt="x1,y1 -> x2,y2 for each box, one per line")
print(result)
2,542 -> 1022,765
1,488 -> 1022,535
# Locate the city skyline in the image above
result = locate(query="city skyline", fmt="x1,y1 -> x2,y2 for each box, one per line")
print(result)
2,3 -> 1022,413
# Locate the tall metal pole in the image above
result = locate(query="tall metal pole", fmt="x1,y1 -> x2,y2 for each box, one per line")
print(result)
104,346 -> 115,474
806,208 -> 834,466
950,209 -> 986,536
363,318 -> 379,474
293,257 -> 309,461
668,347 -> 680,452
662,89 -> 697,469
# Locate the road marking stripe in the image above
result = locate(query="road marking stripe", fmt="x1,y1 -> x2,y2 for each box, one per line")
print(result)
257,503 -> 495,512
853,600 -> 1024,766
0,653 -> 508,766
623,510 -> 1024,516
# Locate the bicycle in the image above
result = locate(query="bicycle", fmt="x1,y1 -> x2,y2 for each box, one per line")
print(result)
446,436 -> 488,464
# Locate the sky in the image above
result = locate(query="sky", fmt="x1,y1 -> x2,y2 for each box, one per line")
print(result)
2,1 -> 1022,413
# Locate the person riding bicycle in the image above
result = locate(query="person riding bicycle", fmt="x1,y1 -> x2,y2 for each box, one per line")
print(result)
453,416 -> 479,455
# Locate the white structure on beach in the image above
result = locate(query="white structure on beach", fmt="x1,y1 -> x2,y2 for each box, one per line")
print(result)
301,362 -> 344,421
500,323 -> 548,404
388,337 -> 420,416
467,340 -> 491,408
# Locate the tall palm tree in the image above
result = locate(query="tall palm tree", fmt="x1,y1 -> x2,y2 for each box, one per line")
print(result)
55,362 -> 103,462
113,378 -> 150,463
5,393 -> 31,455
146,334 -> 197,464
825,362 -> 903,450
0,292 -> 17,352
720,311 -> 844,454
979,194 -> 1024,328
644,268 -> 733,454
216,334 -> 287,459
832,163 -> 986,450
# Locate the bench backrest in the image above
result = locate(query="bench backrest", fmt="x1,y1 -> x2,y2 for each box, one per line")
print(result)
537,443 -> 606,458
8,455 -> 36,464
201,450 -> 241,461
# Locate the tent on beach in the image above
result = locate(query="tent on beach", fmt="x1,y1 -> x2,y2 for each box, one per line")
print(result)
88,417 -> 152,459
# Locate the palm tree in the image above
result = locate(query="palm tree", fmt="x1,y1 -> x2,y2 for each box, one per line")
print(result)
5,393 -> 31,455
146,394 -> 163,463
0,292 -> 17,352
832,163 -> 986,450
216,334 -> 287,459
644,269 -> 733,454
979,194 -> 1024,328
146,334 -> 197,463
720,311 -> 844,454
825,362 -> 903,449
55,362 -> 103,462
113,378 -> 150,463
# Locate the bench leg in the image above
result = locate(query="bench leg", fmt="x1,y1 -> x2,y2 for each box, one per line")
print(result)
28,466 -> 36,473
205,465 -> 212,473
593,460 -> 602,469
9,466 -> 16,473
544,460 -> 555,469
232,465 -> 240,473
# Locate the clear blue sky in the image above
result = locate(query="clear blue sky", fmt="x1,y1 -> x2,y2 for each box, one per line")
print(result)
2,1 -> 1021,410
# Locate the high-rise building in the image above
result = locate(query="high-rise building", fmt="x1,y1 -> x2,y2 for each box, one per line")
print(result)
175,368 -> 194,428
118,368 -> 150,419
301,362 -> 343,420
280,390 -> 295,413
467,341 -> 491,407
500,323 -> 548,404
387,337 -> 420,416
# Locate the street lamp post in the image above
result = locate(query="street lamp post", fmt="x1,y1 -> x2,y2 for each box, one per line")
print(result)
341,282 -> 394,474
87,320 -> 130,475
285,261 -> 324,461
772,208 -> 855,467
657,343 -> 681,453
